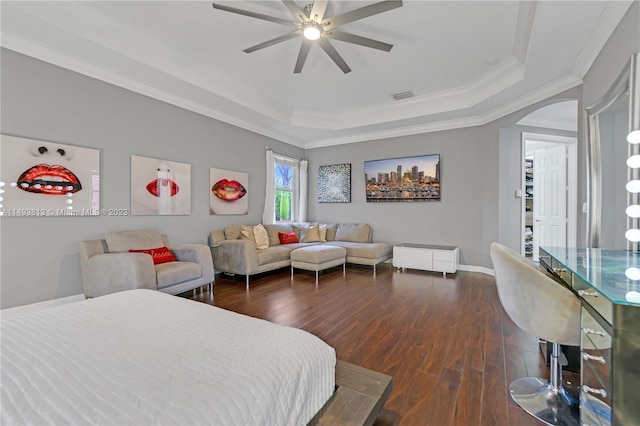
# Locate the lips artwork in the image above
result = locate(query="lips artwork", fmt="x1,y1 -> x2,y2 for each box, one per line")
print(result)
17,163 -> 82,195
211,179 -> 246,202
145,178 -> 179,197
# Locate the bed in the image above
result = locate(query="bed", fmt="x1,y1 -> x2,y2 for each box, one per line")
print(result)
1,289 -> 338,425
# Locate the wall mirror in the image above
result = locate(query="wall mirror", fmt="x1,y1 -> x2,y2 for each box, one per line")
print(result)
586,53 -> 640,250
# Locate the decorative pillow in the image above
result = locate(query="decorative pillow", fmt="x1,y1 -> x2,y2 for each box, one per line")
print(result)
253,224 -> 269,250
298,223 -> 321,243
319,224 -> 328,242
278,232 -> 299,244
239,225 -> 256,242
129,246 -> 177,265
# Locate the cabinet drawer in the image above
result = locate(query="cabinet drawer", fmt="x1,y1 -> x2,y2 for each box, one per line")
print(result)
574,275 -> 613,325
433,250 -> 454,262
393,247 -> 433,270
581,307 -> 612,426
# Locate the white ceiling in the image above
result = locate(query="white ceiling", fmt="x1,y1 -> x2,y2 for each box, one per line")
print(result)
0,1 -> 633,148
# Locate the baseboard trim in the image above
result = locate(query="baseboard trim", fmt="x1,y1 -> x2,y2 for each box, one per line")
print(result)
458,264 -> 495,276
1,294 -> 86,319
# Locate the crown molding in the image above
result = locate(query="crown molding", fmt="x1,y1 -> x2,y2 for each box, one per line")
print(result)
305,73 -> 583,148
291,57 -> 525,130
572,1 -> 635,78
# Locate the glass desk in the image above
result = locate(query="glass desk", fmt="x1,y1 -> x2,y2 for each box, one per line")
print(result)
539,247 -> 640,426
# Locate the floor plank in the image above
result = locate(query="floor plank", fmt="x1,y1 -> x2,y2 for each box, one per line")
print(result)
188,266 -> 578,426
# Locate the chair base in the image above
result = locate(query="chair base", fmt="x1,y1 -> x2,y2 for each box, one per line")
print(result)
509,377 -> 580,426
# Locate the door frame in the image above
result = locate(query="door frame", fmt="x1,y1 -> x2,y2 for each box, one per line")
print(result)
521,132 -> 577,257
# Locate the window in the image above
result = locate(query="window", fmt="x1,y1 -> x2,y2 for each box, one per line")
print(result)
274,156 -> 298,222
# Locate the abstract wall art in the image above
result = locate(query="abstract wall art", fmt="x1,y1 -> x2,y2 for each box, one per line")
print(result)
318,163 -> 351,203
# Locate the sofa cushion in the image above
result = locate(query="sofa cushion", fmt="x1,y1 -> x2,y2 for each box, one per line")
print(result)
155,261 -> 201,289
335,224 -> 371,243
322,223 -> 339,241
129,246 -> 177,265
239,225 -> 256,242
224,225 -> 242,240
209,230 -> 225,246
257,246 -> 292,266
264,224 -> 293,246
106,229 -> 164,253
253,225 -> 269,250
294,222 -> 322,243
290,245 -> 346,264
327,241 -> 391,259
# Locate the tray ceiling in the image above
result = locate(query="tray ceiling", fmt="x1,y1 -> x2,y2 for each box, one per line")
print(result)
0,1 -> 633,147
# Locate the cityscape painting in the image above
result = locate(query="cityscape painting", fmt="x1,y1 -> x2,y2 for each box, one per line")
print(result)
364,154 -> 440,202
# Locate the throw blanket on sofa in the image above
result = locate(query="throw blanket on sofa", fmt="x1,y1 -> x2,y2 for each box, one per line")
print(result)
1,289 -> 336,425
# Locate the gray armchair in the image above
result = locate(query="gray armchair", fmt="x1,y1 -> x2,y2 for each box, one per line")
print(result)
80,229 -> 214,298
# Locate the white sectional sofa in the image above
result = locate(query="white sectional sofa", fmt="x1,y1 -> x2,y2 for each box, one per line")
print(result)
208,222 -> 392,288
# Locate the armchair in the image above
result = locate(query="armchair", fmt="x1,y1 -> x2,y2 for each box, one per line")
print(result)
79,229 -> 214,298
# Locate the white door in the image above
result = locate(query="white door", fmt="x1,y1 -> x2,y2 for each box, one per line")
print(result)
533,145 -> 567,260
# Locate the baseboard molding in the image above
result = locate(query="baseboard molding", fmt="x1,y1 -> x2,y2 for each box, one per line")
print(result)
458,264 -> 495,276
1,293 -> 86,319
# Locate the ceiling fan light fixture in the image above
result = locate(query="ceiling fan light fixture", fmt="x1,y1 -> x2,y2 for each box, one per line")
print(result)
303,23 -> 322,40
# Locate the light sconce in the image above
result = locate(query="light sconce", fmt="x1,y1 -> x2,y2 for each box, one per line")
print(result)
626,53 -> 640,251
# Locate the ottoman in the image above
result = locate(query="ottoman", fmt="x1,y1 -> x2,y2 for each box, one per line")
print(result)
290,245 -> 347,285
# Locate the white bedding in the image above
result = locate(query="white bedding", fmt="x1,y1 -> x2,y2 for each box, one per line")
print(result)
1,289 -> 336,425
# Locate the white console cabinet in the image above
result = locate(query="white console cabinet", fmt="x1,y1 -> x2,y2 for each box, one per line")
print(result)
393,244 -> 459,277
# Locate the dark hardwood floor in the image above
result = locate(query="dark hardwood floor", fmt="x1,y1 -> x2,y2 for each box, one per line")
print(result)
188,264 -> 578,426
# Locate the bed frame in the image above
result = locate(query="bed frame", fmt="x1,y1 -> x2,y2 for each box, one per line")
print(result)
309,360 -> 393,426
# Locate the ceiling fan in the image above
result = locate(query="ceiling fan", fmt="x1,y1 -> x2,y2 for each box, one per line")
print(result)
211,0 -> 402,74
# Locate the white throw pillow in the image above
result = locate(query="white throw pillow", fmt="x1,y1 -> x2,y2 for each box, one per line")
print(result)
253,224 -> 269,250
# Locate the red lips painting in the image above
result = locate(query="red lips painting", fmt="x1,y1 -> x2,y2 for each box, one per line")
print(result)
210,168 -> 248,215
146,178 -> 179,197
17,163 -> 82,195
211,179 -> 246,202
130,155 -> 191,215
1,135 -> 100,217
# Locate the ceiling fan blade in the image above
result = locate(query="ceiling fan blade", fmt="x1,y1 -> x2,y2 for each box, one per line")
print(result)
309,0 -> 329,22
294,39 -> 312,73
317,38 -> 351,74
325,31 -> 393,52
243,32 -> 300,53
212,3 -> 296,26
323,0 -> 402,30
281,0 -> 308,23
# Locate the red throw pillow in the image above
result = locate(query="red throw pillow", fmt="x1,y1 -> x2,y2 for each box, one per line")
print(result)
129,246 -> 177,265
278,232 -> 299,244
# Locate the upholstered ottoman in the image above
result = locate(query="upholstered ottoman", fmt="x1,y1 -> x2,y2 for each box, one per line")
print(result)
290,245 -> 347,285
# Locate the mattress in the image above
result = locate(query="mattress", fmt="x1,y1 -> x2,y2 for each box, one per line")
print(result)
1,289 -> 336,425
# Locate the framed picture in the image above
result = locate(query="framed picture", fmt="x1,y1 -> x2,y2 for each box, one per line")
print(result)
364,154 -> 440,202
0,135 -> 100,216
318,163 -> 351,203
130,155 -> 191,215
210,168 -> 248,215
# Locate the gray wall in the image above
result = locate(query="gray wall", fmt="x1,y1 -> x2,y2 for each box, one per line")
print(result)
0,49 -> 302,309
307,125 -> 498,269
